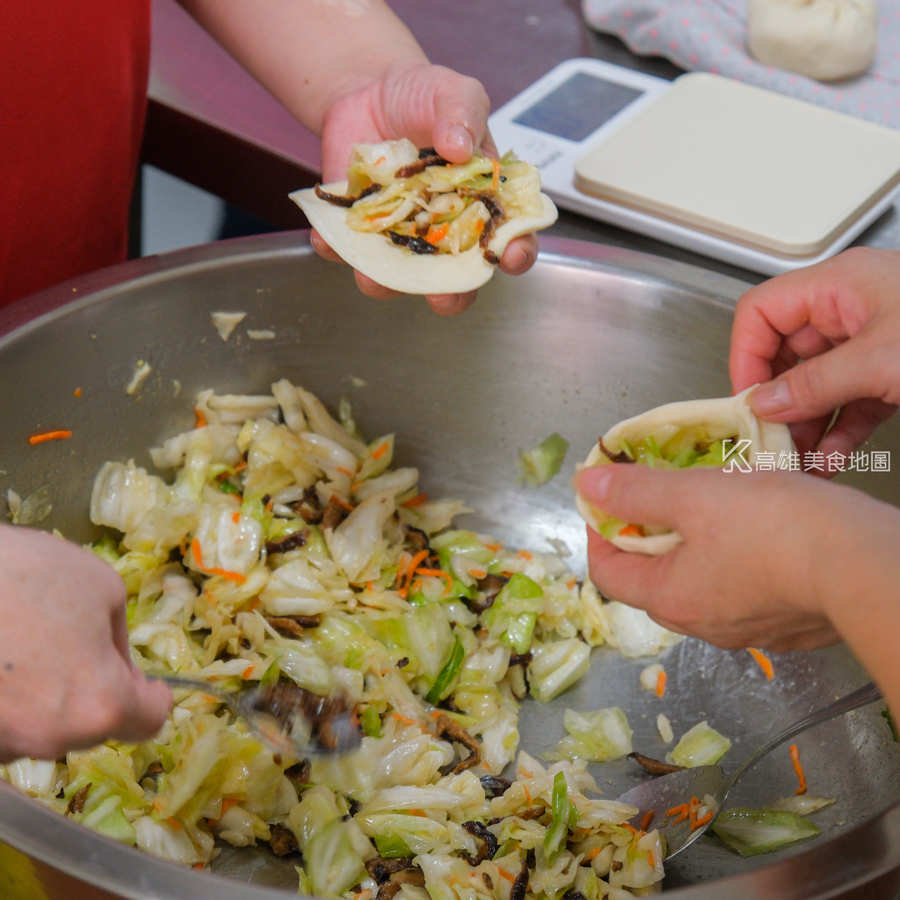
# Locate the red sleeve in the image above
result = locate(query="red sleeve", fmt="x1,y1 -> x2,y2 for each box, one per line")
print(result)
0,0 -> 151,306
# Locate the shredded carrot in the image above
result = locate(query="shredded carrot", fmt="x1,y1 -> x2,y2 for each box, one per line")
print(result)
409,579 -> 423,595
497,869 -> 516,883
190,539 -> 247,584
664,804 -> 687,818
415,567 -> 454,595
567,577 -> 578,590
357,891 -> 372,900
166,817 -> 182,831
471,569 -> 487,579
748,647 -> 774,680
372,441 -> 390,460
655,670 -> 667,698
491,158 -> 501,191
221,797 -> 240,816
391,712 -> 425,731
397,549 -> 430,598
193,863 -> 205,871
522,783 -> 532,805
374,156 -> 386,165
28,429 -> 72,445
618,524 -> 644,538
408,809 -> 427,817
641,809 -> 655,832
426,224 -> 449,245
484,542 -> 504,552
233,460 -> 247,473
400,492 -> 428,508
330,494 -> 354,512
790,743 -> 807,795
242,665 -> 254,680
336,467 -> 353,477
202,695 -> 217,703
366,581 -> 374,592
648,850 -> 655,867
475,219 -> 485,234
583,847 -> 603,861
691,810 -> 714,831
686,797 -> 701,828
194,407 -> 207,428
152,799 -> 162,812
74,388 -> 82,398
231,511 -> 241,524
518,550 -> 533,561
247,596 -> 261,612
623,823 -> 640,836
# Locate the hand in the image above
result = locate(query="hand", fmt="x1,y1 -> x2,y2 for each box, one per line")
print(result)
575,464 -> 900,653
313,62 -> 539,316
0,527 -> 171,762
729,247 -> 900,465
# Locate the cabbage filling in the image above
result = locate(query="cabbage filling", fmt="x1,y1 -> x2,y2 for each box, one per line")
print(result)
315,140 -> 545,264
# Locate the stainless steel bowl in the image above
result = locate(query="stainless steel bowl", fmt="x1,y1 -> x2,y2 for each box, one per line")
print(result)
1,233 -> 899,900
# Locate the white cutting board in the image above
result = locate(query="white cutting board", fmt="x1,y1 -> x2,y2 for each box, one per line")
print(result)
574,72 -> 900,258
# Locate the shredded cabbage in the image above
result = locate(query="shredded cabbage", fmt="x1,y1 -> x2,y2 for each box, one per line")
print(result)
669,721 -> 732,767
711,808 -> 821,856
9,379 -> 682,894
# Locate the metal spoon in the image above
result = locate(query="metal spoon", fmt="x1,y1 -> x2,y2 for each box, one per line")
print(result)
159,675 -> 362,758
616,681 -> 883,859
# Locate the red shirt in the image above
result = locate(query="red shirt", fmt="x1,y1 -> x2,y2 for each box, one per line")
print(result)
0,0 -> 150,306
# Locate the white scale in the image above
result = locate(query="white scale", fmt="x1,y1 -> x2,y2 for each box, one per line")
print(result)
488,59 -> 900,275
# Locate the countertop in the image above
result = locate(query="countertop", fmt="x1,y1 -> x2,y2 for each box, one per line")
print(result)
146,0 -> 900,285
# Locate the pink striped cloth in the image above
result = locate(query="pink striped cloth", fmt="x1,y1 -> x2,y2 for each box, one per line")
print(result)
582,0 -> 900,128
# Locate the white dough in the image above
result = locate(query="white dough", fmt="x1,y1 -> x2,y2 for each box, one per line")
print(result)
291,181 -> 557,296
575,386 -> 795,555
747,0 -> 878,82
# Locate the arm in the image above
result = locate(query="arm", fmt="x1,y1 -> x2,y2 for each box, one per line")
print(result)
180,0 -> 537,315
575,464 -> 900,714
0,527 -> 170,762
730,247 -> 900,460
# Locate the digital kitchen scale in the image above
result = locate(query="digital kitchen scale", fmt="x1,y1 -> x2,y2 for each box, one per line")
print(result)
488,59 -> 900,274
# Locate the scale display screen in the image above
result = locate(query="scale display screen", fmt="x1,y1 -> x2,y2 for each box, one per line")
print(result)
513,72 -> 644,142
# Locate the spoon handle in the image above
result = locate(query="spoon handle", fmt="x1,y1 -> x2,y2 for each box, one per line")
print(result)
724,681 -> 883,792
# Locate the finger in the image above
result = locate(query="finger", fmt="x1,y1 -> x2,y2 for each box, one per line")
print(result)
784,323 -> 834,361
585,527 -> 668,610
499,235 -> 538,277
430,69 -> 491,164
426,292 -> 478,316
109,667 -> 172,743
748,325 -> 900,422
817,398 -> 898,459
354,270 -> 403,300
788,415 -> 832,458
311,229 -> 347,264
575,464 -> 697,530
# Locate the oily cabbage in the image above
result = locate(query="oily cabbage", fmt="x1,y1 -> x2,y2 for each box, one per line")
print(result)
3,380 -> 681,898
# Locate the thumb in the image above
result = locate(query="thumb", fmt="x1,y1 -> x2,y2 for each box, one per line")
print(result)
428,68 -> 490,163
575,464 -> 691,530
749,327 -> 892,422
110,668 -> 172,743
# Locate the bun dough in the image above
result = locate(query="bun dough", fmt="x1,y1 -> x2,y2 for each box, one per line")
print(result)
575,387 -> 795,556
291,182 -> 557,296
748,0 -> 878,82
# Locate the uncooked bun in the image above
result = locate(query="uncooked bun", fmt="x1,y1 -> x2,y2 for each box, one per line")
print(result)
747,0 -> 878,82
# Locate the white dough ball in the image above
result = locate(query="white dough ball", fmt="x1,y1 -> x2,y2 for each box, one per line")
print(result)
747,0 -> 878,82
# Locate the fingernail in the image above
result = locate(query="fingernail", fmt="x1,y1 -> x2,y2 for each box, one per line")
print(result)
446,125 -> 474,157
575,466 -> 615,502
751,380 -> 792,415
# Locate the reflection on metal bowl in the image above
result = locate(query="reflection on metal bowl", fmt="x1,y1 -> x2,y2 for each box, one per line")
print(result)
0,233 -> 898,900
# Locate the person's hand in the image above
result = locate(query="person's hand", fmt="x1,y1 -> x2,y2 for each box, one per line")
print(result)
575,464 -> 900,653
0,526 -> 171,762
313,62 -> 539,316
730,247 -> 900,464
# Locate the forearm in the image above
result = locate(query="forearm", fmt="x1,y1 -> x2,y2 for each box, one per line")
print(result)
817,500 -> 900,715
180,0 -> 428,136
